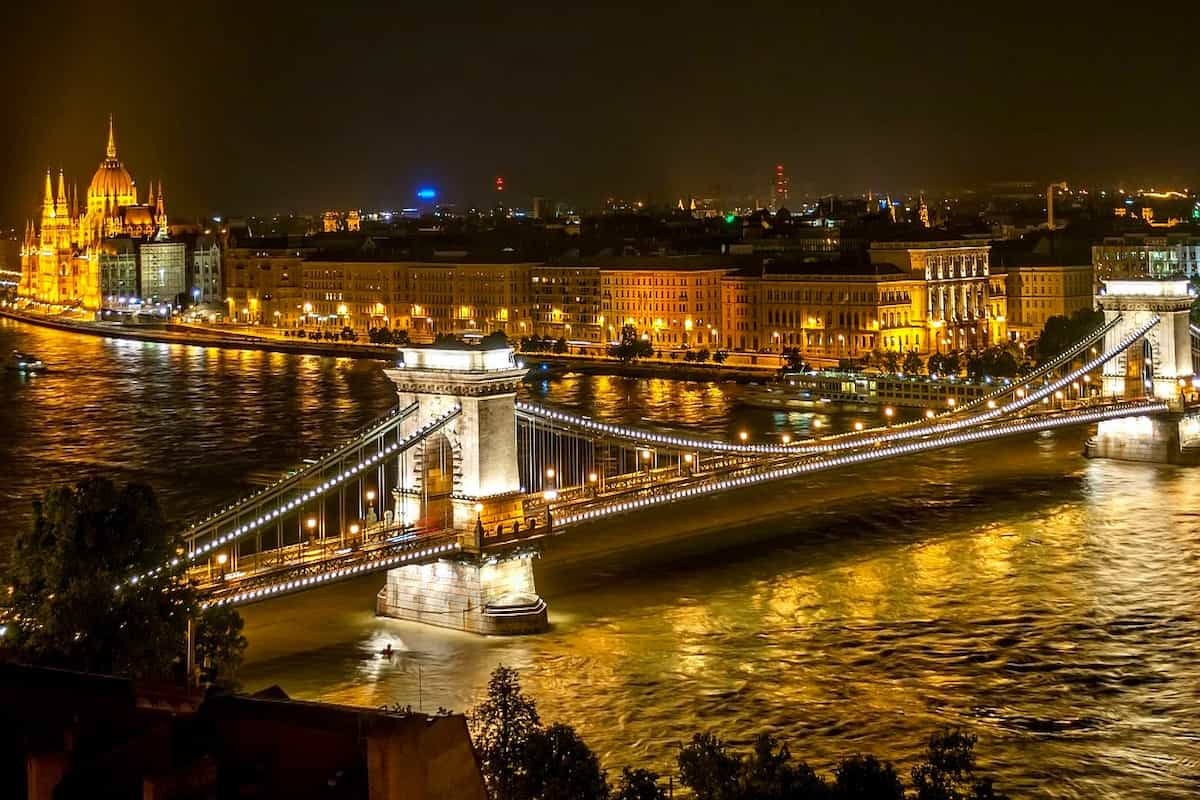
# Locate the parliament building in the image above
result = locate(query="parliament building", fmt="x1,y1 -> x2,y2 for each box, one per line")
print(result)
19,116 -> 169,311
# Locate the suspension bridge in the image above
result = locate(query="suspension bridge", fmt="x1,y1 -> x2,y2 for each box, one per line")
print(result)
157,278 -> 1200,635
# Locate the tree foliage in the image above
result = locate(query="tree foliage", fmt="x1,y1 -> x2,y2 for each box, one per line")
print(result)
614,767 -> 666,800
1,478 -> 245,684
609,325 -> 654,362
1032,308 -> 1104,365
903,350 -> 924,376
911,729 -> 1007,800
781,347 -> 809,372
471,665 -> 543,800
522,723 -> 609,800
481,330 -> 510,349
469,668 -> 1007,800
964,346 -> 1022,381
834,754 -> 904,799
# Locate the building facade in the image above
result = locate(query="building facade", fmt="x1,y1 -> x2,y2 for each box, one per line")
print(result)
531,265 -> 603,343
19,117 -> 169,311
1002,264 -> 1093,340
98,238 -> 138,306
1092,233 -> 1200,292
599,258 -> 725,348
869,240 -> 997,353
139,239 -> 188,304
223,238 -> 310,326
191,235 -> 223,305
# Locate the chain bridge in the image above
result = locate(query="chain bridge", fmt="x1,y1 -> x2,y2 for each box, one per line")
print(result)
151,279 -> 1200,635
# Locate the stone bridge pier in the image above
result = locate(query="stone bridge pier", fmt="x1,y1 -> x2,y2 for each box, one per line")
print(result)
376,346 -> 548,635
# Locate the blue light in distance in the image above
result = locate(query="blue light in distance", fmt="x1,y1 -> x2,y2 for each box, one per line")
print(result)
416,188 -> 437,200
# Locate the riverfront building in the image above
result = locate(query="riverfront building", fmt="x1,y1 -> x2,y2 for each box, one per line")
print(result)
18,117 -> 171,311
221,235 -> 1035,357
1000,263 -> 1093,340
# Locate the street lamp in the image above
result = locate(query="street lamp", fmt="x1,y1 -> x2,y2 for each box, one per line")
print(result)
738,430 -> 748,443
883,407 -> 894,425
366,489 -> 377,522
781,433 -> 792,445
853,421 -> 864,431
925,409 -> 935,419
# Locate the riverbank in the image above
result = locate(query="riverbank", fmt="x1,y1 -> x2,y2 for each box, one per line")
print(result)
0,307 -> 779,383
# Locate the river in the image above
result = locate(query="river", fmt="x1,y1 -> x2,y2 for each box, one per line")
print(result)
1,318 -> 1197,798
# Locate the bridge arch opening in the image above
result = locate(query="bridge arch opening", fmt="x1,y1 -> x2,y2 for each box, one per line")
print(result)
420,433 -> 456,529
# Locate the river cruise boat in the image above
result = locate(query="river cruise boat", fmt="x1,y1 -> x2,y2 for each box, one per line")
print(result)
744,370 -> 1004,411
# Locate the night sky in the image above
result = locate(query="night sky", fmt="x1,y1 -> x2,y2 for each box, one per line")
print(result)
3,0 -> 1197,224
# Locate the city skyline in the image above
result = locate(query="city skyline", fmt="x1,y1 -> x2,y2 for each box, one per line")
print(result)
4,1 -> 1199,224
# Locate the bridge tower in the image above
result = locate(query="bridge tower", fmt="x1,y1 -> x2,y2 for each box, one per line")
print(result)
383,346 -> 527,530
1088,278 -> 1200,464
379,345 -> 548,635
1098,278 -> 1194,401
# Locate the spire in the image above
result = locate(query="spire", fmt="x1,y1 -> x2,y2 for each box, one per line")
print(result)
56,170 -> 67,210
43,170 -> 54,207
147,180 -> 155,208
106,114 -> 117,160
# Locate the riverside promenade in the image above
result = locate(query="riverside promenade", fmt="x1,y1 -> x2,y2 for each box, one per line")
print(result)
0,307 -> 779,381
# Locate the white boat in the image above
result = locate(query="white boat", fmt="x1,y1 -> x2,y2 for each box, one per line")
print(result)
8,350 -> 46,373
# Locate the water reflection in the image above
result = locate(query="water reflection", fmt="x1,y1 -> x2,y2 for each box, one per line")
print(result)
2,319 -> 1198,797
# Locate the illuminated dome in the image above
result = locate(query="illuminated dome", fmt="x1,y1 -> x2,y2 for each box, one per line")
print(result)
86,117 -> 137,213
89,161 -> 134,201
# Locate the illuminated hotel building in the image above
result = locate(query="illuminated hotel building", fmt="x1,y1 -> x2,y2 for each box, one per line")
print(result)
869,240 -> 997,352
721,260 -> 924,357
598,257 -> 724,348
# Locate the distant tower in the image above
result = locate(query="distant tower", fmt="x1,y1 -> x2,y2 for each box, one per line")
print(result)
346,209 -> 361,232
918,194 -> 931,228
773,164 -> 789,210
322,211 -> 340,233
532,196 -> 544,219
886,194 -> 897,223
495,176 -> 505,194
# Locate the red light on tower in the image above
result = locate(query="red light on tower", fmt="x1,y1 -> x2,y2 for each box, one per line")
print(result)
495,176 -> 505,193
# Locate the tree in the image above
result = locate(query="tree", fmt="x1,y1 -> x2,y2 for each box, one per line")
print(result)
471,665 -> 542,800
521,723 -> 609,800
1,478 -> 244,683
195,604 -> 247,688
695,348 -> 711,364
781,347 -> 808,372
926,352 -> 945,377
609,324 -> 653,362
903,350 -> 924,375
481,330 -> 509,349
614,767 -> 666,800
742,733 -> 827,800
941,350 -> 962,377
1032,307 -> 1104,364
713,350 -> 728,365
678,732 -> 742,800
911,729 -> 1006,800
553,337 -> 569,354
882,350 -> 902,374
833,754 -> 903,799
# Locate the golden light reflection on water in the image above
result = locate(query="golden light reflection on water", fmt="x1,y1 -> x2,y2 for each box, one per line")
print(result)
4,320 -> 1200,797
